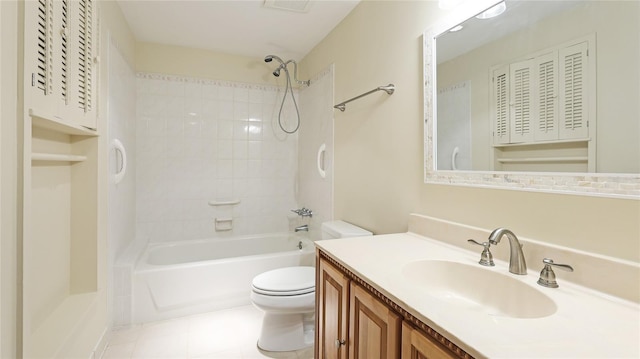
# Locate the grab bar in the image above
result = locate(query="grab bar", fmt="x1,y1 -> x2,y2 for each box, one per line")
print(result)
334,84 -> 395,112
208,199 -> 241,206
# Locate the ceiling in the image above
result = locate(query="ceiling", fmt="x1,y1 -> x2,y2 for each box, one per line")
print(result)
437,0 -> 584,63
116,0 -> 360,62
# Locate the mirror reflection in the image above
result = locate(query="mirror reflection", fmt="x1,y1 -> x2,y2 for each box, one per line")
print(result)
435,0 -> 639,173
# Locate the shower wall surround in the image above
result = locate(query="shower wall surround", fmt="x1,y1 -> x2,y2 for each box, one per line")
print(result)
298,65 -> 335,239
136,73 -> 298,242
108,43 -> 137,327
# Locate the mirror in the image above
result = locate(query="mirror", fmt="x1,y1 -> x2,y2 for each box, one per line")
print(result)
424,0 -> 640,198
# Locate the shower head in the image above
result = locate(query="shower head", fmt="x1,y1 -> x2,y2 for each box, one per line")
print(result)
265,55 -> 309,85
264,55 -> 284,64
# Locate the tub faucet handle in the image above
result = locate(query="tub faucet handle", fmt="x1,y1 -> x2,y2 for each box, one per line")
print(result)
291,208 -> 313,218
467,239 -> 495,267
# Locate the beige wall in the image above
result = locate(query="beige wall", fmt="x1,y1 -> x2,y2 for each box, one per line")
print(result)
101,1 -> 137,67
1,2 -> 19,357
300,0 -> 640,262
301,0 -> 430,235
136,42 -> 279,85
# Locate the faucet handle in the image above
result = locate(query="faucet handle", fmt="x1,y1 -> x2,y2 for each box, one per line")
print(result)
291,208 -> 313,217
537,258 -> 574,288
467,239 -> 495,267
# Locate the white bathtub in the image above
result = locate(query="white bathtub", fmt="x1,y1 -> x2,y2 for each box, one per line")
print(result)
133,233 -> 315,323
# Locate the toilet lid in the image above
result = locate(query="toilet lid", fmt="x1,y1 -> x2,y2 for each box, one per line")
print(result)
252,266 -> 315,296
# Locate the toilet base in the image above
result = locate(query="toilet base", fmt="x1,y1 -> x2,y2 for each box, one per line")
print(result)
257,312 -> 315,352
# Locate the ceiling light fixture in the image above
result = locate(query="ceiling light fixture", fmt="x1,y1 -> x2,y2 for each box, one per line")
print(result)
476,1 -> 506,19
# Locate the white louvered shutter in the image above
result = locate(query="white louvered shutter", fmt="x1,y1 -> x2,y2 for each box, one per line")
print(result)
509,59 -> 535,143
534,52 -> 559,141
56,0 -> 70,107
559,41 -> 589,139
25,0 -> 58,114
77,0 -> 95,117
492,66 -> 510,145
61,0 -> 97,126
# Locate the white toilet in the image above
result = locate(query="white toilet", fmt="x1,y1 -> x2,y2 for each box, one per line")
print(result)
250,220 -> 372,352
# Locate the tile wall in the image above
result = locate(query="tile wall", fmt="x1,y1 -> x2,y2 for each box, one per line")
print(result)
135,73 -> 298,242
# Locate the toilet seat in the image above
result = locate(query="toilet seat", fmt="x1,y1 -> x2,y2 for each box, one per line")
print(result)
252,266 -> 315,297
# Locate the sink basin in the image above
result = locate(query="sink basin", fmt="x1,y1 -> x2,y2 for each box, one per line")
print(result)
402,260 -> 557,318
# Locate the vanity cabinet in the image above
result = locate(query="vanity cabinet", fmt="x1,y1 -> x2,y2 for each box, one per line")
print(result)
349,283 -> 401,358
317,256 -> 349,359
402,322 -> 459,359
316,251 -> 469,359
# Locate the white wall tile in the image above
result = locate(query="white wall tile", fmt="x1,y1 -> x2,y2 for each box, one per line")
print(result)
136,73 -> 299,242
202,84 -> 219,99
217,120 -> 234,139
201,99 -> 218,117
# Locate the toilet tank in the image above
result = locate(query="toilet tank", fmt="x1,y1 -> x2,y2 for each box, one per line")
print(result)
321,220 -> 373,240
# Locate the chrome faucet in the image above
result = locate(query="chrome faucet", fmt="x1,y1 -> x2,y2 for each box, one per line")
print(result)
295,224 -> 309,232
487,228 -> 527,275
291,208 -> 313,218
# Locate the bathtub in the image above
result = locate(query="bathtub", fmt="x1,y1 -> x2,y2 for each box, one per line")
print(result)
132,233 -> 315,324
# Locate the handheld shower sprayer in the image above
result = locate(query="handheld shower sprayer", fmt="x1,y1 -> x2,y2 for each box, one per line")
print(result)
264,54 -> 310,134
263,56 -> 309,86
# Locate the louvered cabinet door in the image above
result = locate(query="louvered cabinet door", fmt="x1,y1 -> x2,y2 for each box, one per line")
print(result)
559,41 -> 589,140
509,59 -> 535,143
24,0 -> 59,115
349,283 -> 401,359
401,322 -> 458,359
24,0 -> 98,128
533,52 -> 559,141
61,0 -> 98,128
492,66 -> 510,145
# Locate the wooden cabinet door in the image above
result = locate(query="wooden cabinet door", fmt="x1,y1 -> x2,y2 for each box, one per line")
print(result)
401,322 -> 458,359
317,258 -> 350,359
349,283 -> 401,359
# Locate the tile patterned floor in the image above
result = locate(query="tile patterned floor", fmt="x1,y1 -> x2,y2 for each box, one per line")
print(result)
102,305 -> 313,359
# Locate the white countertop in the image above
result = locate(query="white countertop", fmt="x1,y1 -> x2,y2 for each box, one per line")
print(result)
316,232 -> 640,359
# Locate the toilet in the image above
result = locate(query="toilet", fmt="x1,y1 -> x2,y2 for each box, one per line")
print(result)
250,220 -> 372,352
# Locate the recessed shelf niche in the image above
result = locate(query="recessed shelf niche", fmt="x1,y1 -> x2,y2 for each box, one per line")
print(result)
24,111 -> 100,357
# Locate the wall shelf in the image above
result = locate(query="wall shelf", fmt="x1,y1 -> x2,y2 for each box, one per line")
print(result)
30,109 -> 98,137
32,152 -> 88,162
497,156 -> 588,163
492,138 -> 590,148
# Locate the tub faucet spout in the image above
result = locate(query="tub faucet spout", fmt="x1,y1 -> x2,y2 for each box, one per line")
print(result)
488,228 -> 527,275
295,225 -> 309,232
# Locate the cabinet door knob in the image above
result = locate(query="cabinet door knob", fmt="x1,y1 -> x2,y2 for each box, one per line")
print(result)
335,339 -> 345,348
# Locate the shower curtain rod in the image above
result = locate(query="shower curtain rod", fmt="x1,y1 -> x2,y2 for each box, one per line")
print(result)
334,84 -> 395,112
